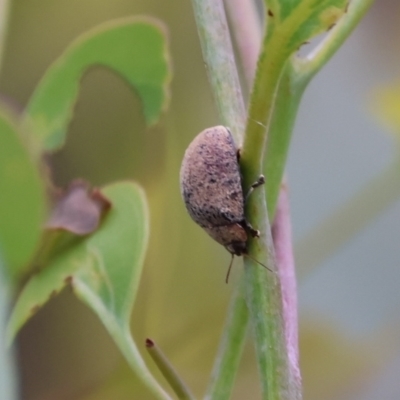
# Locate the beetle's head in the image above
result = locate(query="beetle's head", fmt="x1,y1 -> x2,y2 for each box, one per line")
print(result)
225,241 -> 247,256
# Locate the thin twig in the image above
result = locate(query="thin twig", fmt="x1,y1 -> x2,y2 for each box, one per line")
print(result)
146,339 -> 195,400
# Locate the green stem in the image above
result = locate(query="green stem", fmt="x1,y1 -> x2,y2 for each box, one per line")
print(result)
296,0 -> 375,85
114,326 -> 172,400
266,0 -> 375,218
238,1 -> 376,397
241,39 -> 289,179
243,231 -> 288,399
146,338 -> 195,400
264,64 -> 304,220
191,0 -> 375,398
265,0 -> 376,276
191,0 -> 246,144
239,10 -> 291,400
204,279 -> 249,400
272,182 -> 301,393
190,1 -> 250,398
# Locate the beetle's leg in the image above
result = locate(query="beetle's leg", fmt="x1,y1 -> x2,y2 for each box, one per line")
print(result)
242,220 -> 260,238
245,174 -> 265,201
242,175 -> 265,237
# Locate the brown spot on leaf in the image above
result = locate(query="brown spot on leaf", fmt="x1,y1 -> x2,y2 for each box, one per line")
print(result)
47,180 -> 111,235
268,9 -> 274,17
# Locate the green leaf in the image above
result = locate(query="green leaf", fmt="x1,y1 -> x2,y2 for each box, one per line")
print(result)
23,17 -> 171,151
72,182 -> 149,328
267,0 -> 348,54
7,182 -> 169,399
0,111 -> 46,278
7,181 -> 148,340
7,181 -> 169,398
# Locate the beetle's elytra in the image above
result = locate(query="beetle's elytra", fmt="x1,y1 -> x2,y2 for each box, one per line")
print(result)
180,126 -> 257,258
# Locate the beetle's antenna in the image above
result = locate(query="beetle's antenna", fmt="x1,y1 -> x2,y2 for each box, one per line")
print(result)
244,253 -> 273,272
225,254 -> 235,284
245,175 -> 266,201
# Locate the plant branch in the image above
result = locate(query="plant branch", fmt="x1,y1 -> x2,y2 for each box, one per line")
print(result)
191,0 -> 374,398
146,338 -> 195,400
191,0 -> 246,144
264,63 -> 305,219
295,0 -> 375,84
190,1 -> 250,398
238,7 -> 293,399
230,2 -> 302,396
204,280 -> 249,400
266,0 -> 375,216
272,181 -> 301,391
114,326 -> 172,400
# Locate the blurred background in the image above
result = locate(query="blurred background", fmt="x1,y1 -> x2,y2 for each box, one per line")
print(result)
1,0 -> 400,399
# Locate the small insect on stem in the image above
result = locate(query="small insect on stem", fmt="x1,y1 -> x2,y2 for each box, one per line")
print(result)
180,126 -> 273,283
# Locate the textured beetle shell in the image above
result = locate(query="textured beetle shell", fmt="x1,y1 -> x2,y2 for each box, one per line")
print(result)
180,126 -> 248,254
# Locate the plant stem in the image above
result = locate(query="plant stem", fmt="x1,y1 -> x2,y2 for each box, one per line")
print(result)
296,0 -> 376,85
204,279 -> 248,400
243,59 -> 305,400
266,0 -> 375,217
240,4 -> 376,395
191,0 -> 375,398
272,182 -> 301,392
190,1 -> 250,398
237,0 -> 376,396
114,326 -> 172,400
230,2 -> 302,398
264,63 -> 305,220
191,0 -> 246,144
267,0 -> 376,278
237,7 -> 292,398
146,338 -> 195,400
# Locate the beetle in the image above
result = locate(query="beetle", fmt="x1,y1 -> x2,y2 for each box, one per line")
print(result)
180,125 -> 270,282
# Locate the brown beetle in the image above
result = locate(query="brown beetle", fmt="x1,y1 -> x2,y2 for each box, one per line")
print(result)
180,126 -> 269,282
